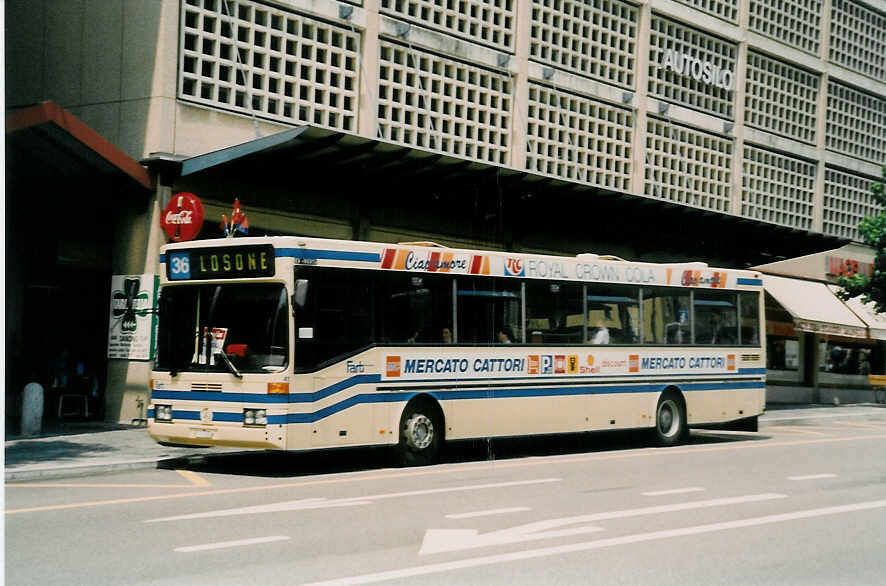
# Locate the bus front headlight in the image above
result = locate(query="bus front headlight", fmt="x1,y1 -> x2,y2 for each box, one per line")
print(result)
244,409 -> 267,426
155,405 -> 173,422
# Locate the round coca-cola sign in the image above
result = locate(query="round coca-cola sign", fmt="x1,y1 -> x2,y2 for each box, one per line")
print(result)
161,192 -> 204,242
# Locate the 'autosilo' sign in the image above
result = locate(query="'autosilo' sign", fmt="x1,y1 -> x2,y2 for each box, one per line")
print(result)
661,49 -> 733,91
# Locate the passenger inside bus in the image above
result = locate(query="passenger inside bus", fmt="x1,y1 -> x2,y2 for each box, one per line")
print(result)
590,321 -> 610,344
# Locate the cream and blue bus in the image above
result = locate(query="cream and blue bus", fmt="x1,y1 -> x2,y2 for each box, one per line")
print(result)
148,236 -> 765,465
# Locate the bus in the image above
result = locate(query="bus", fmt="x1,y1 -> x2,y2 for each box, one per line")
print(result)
148,236 -> 765,465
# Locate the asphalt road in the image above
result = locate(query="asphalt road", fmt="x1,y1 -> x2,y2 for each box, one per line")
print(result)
7,408 -> 886,585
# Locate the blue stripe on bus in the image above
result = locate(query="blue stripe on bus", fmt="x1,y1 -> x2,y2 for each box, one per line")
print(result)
159,249 -> 381,265
275,248 -> 381,263
737,278 -> 763,286
151,374 -> 381,404
155,379 -> 764,424
739,368 -> 766,375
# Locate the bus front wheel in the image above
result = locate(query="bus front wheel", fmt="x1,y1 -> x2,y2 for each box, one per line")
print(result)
654,392 -> 687,446
396,400 -> 442,467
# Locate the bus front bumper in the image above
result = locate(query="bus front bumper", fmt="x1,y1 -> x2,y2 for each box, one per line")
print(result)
147,417 -> 286,450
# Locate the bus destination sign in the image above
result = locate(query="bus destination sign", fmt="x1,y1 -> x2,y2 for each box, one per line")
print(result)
167,244 -> 275,281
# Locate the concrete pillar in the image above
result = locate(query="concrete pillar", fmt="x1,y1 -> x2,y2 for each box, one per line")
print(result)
507,0 -> 530,171
730,0 -> 751,216
357,0 -> 380,140
105,185 -> 167,424
812,0 -> 833,234
629,2 -> 652,197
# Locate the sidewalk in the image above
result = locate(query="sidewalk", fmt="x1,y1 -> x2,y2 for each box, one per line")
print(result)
4,422 -> 248,482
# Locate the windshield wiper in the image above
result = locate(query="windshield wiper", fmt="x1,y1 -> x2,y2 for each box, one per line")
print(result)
214,351 -> 243,378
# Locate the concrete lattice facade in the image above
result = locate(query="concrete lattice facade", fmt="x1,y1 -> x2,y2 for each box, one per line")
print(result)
170,0 -> 886,240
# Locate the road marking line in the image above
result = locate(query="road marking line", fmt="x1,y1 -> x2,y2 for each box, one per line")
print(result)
5,483 -> 201,489
145,478 -> 560,523
301,499 -> 886,585
642,487 -> 705,496
9,433 -> 886,515
788,474 -> 837,481
763,411 -> 885,422
176,469 -> 212,487
421,493 -> 785,555
834,421 -> 885,430
446,507 -> 531,520
175,535 -> 289,553
766,426 -> 829,436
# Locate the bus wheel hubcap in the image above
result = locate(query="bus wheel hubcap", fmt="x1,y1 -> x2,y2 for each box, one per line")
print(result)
658,400 -> 679,437
405,414 -> 433,450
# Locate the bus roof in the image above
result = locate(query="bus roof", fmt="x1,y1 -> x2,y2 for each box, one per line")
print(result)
161,236 -> 763,290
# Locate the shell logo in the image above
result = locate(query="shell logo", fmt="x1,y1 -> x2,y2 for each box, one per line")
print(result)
587,355 -> 595,366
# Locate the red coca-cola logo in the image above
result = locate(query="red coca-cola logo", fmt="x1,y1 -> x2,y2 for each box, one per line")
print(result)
161,192 -> 204,242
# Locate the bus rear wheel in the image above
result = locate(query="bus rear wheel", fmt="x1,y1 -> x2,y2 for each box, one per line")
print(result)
396,400 -> 442,467
654,393 -> 687,446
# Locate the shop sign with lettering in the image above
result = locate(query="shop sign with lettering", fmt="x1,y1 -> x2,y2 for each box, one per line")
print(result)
108,274 -> 159,360
161,192 -> 204,242
825,256 -> 873,278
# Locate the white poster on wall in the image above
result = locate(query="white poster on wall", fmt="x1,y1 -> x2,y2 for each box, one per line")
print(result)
107,274 -> 159,360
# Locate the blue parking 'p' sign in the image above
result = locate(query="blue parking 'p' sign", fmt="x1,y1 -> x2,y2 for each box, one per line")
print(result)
168,252 -> 192,280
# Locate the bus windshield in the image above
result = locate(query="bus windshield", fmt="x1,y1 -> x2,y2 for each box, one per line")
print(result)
156,283 -> 289,374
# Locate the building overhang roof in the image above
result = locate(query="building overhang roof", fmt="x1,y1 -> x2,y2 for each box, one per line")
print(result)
154,126 -> 848,265
6,101 -> 152,192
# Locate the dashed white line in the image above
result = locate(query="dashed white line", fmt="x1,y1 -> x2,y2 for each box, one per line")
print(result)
446,507 -> 531,520
642,487 -> 706,497
788,474 -> 837,481
175,535 -> 290,553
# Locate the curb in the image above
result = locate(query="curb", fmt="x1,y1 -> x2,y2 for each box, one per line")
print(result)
5,458 -> 167,482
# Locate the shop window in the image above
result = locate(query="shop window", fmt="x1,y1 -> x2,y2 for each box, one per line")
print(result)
525,281 -> 583,344
643,288 -> 690,344
767,336 -> 800,370
820,340 -> 873,375
585,284 -> 640,344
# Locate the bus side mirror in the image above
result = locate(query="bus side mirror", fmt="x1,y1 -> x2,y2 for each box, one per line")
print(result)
291,279 -> 309,312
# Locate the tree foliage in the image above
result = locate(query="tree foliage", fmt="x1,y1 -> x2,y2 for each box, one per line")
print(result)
836,164 -> 886,313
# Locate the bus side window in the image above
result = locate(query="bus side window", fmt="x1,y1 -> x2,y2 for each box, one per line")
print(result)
643,288 -> 690,344
694,291 -> 738,345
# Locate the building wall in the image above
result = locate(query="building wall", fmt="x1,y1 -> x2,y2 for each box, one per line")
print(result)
164,0 -> 885,241
7,0 -> 886,420
8,0 -> 884,242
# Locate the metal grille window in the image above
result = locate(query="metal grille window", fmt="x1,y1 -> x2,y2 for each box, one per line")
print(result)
672,0 -> 738,24
379,0 -> 516,53
826,81 -> 886,164
649,16 -> 737,120
526,83 -> 633,190
645,118 -> 733,212
823,168 -> 878,241
744,51 -> 820,144
748,0 -> 822,56
829,0 -> 886,82
529,0 -> 639,89
377,40 -> 512,164
741,145 -> 816,230
179,0 -> 359,131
